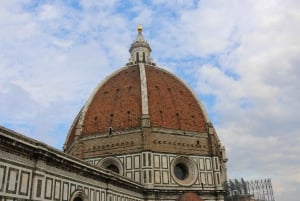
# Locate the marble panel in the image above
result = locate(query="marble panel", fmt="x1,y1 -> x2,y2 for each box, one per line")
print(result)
200,172 -> 206,185
0,165 -> 6,192
45,177 -> 53,199
101,191 -> 105,201
199,158 -> 205,170
215,172 -> 221,185
6,167 -> 18,193
154,170 -> 161,184
148,153 -> 152,166
154,155 -> 160,168
54,180 -> 61,200
206,158 -> 212,170
36,179 -> 42,198
96,190 -> 100,201
19,170 -> 30,195
207,172 -> 213,185
162,171 -> 169,184
126,172 -> 132,179
63,182 -> 69,201
134,171 -> 141,182
126,157 -> 132,170
90,189 -> 95,201
162,156 -> 168,169
134,155 -> 140,169
84,187 -> 89,196
148,170 -> 152,183
214,157 -> 219,171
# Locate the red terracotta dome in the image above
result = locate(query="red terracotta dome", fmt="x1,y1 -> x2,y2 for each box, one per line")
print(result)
64,26 -> 211,153
65,65 -> 209,147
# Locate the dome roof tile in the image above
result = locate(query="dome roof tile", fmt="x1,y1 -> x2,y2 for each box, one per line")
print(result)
65,65 -> 209,149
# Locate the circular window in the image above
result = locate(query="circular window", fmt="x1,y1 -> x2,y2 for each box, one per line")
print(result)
174,163 -> 188,180
171,156 -> 198,186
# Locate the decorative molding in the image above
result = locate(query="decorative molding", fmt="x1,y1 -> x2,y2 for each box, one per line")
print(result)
19,170 -> 30,196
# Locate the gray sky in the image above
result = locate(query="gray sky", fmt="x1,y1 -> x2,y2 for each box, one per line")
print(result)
0,1 -> 299,200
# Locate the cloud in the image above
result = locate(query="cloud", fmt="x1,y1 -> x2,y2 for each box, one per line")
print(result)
185,1 -> 300,200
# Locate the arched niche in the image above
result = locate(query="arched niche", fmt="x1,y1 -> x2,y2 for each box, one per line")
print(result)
70,190 -> 88,201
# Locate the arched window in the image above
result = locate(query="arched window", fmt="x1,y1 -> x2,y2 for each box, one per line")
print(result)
74,197 -> 83,201
70,190 -> 88,201
98,157 -> 124,175
107,164 -> 120,174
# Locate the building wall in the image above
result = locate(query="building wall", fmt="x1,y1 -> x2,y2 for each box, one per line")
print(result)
0,128 -> 144,201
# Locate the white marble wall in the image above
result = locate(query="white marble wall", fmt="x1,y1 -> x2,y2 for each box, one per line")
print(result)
0,150 -> 143,201
87,152 -> 224,189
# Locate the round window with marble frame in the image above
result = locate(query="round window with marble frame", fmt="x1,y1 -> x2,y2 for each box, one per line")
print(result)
98,157 -> 123,175
170,156 -> 198,186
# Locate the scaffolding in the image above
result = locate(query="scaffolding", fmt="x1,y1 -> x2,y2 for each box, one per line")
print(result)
225,178 -> 275,201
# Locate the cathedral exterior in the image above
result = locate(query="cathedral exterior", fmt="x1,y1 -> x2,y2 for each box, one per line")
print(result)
0,26 -> 228,201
